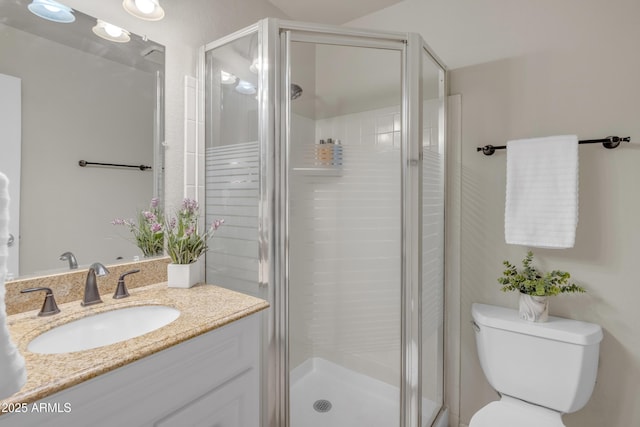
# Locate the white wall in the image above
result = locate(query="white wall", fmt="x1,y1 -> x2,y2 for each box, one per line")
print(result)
349,1 -> 640,426
346,0 -> 639,70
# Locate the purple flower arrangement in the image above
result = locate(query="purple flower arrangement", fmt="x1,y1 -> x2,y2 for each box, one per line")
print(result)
165,198 -> 224,265
113,198 -> 223,264
112,197 -> 164,257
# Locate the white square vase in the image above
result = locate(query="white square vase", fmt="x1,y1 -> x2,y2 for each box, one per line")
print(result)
167,258 -> 202,288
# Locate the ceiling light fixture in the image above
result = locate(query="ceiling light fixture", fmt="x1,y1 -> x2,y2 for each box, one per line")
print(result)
235,80 -> 256,95
27,0 -> 75,23
220,70 -> 237,85
122,0 -> 165,21
92,19 -> 131,43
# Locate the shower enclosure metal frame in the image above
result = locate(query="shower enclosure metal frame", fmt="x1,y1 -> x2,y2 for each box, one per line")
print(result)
202,18 -> 447,427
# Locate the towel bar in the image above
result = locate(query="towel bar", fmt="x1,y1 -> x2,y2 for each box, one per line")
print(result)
476,136 -> 630,156
78,160 -> 152,171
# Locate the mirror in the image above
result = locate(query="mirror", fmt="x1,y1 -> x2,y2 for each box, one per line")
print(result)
0,0 -> 165,278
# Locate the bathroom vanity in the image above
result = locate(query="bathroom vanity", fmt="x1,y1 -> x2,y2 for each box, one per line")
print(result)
0,282 -> 268,427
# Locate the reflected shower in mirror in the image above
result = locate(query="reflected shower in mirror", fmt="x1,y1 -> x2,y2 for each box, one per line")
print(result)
0,0 -> 165,278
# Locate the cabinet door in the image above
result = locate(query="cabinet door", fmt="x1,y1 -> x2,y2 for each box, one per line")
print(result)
155,367 -> 259,427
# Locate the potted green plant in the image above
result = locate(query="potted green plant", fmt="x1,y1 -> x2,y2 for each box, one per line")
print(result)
164,199 -> 224,288
498,251 -> 585,322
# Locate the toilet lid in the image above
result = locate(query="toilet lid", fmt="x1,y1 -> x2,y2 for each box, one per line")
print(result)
470,400 -> 565,427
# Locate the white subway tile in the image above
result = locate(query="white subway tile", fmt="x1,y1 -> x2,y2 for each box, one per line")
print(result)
185,119 -> 196,153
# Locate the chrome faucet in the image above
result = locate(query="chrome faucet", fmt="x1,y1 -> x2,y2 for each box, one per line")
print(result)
59,251 -> 78,269
82,262 -> 109,306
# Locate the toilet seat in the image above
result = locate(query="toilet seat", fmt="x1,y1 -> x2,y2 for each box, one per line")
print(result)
469,397 -> 565,427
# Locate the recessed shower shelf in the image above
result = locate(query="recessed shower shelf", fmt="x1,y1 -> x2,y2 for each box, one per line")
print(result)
292,142 -> 343,176
292,167 -> 342,177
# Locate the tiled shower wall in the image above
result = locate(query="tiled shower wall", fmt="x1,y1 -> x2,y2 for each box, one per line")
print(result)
184,75 -> 206,280
315,102 -> 440,151
289,101 -> 442,388
184,75 -> 203,203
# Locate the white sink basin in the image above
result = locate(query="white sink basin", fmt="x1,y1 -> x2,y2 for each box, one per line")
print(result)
27,305 -> 180,354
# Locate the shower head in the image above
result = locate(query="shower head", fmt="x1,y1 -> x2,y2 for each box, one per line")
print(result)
291,83 -> 303,100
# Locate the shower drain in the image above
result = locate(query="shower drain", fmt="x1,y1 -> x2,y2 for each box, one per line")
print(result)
313,399 -> 332,413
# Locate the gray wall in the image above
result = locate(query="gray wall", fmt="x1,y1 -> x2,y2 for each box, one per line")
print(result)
451,47 -> 640,427
348,0 -> 640,426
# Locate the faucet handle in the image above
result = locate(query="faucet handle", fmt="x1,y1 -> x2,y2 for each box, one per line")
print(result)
113,269 -> 140,299
21,287 -> 61,316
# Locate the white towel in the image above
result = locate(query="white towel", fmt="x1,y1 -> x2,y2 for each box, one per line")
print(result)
505,135 -> 579,249
0,172 -> 26,399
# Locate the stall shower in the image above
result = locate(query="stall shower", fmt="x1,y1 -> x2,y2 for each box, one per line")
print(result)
203,19 -> 446,427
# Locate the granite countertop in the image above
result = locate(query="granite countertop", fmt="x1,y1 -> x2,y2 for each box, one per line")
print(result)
1,282 -> 269,406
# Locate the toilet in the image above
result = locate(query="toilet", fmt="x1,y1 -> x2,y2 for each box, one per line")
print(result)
470,303 -> 603,427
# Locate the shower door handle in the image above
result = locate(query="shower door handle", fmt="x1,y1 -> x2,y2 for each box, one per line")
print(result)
7,233 -> 14,247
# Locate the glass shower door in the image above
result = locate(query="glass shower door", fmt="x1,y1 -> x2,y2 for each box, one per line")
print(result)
285,33 -> 405,427
420,46 -> 446,427
203,19 -> 447,427
204,31 -> 262,299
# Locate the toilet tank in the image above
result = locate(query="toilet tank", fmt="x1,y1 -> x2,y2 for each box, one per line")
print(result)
471,303 -> 603,413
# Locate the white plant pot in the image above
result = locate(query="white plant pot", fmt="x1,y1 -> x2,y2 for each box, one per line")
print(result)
519,293 -> 549,322
167,258 -> 202,288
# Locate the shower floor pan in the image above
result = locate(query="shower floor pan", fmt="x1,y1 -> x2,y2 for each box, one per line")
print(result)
290,357 -> 441,427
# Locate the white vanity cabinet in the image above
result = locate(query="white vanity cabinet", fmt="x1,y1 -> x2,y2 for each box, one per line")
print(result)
0,314 -> 261,427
